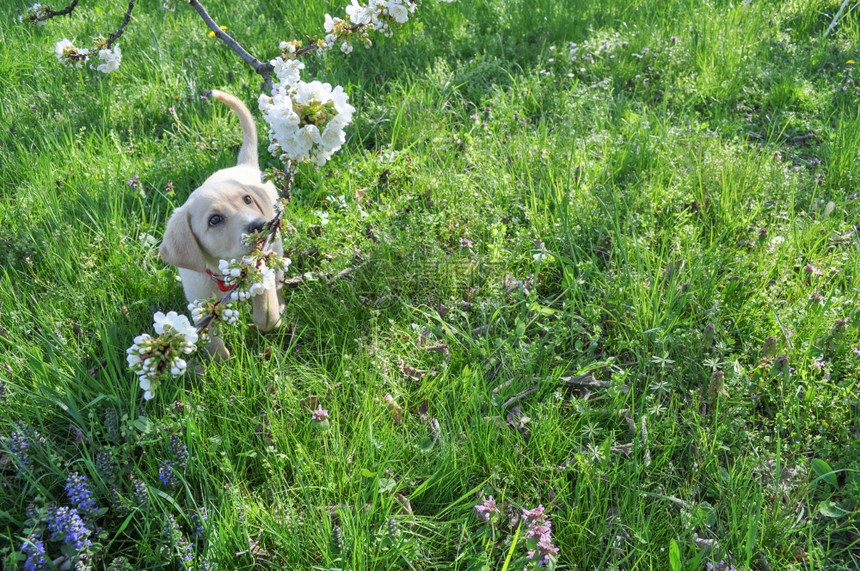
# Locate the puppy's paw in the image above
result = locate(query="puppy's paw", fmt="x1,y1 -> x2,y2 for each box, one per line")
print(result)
203,336 -> 230,361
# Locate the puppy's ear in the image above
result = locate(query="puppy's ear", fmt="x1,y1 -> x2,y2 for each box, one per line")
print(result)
160,207 -> 207,273
241,183 -> 276,219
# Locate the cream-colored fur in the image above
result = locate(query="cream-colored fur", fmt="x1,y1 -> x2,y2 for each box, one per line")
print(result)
160,90 -> 284,360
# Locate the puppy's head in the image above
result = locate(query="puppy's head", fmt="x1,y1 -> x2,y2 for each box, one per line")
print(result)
160,180 -> 275,272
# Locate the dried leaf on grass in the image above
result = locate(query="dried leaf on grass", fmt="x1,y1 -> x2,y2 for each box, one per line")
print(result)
610,443 -> 633,457
384,393 -> 403,424
424,343 -> 450,364
397,357 -> 435,381
505,404 -> 531,442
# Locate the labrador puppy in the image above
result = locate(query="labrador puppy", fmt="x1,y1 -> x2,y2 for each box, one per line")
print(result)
160,90 -> 284,360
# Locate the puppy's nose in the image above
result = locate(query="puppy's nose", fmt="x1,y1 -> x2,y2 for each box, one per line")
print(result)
247,219 -> 266,235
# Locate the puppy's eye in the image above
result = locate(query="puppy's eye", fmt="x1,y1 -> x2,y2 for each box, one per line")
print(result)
243,195 -> 253,205
208,214 -> 223,227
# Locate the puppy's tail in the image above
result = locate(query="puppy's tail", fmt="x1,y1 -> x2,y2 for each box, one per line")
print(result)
210,90 -> 259,168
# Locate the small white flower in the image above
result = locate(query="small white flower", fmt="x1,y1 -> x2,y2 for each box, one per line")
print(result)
55,39 -> 90,67
21,3 -> 49,25
259,62 -> 355,168
170,358 -> 187,376
94,44 -> 122,74
139,378 -> 152,391
143,390 -> 154,401
346,0 -> 372,25
324,13 -> 340,33
270,57 -> 305,87
386,0 -> 410,24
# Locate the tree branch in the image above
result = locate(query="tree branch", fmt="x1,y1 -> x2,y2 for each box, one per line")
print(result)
45,0 -> 79,19
105,1 -> 136,48
188,0 -> 274,90
825,0 -> 853,38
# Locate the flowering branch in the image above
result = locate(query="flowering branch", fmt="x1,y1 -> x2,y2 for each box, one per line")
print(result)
19,0 -> 79,24
191,169 -> 292,332
78,0 -> 455,400
188,0 -> 274,89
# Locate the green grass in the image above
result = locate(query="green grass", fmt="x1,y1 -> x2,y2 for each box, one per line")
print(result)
2,0 -> 860,569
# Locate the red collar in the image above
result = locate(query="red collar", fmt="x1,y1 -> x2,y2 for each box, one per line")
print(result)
205,268 -> 236,292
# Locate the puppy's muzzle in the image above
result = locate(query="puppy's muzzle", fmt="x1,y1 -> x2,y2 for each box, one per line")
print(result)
247,219 -> 267,235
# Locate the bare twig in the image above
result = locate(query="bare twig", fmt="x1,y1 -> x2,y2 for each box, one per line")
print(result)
824,0 -> 854,38
293,22 -> 368,58
610,443 -> 633,457
557,372 -> 629,393
43,0 -> 79,19
558,372 -> 609,388
105,1 -> 136,48
326,265 -> 358,285
502,386 -> 539,411
188,0 -> 274,89
640,415 -> 651,467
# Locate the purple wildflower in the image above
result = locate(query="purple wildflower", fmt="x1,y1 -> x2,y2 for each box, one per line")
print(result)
164,513 -> 195,567
522,504 -> 559,567
527,533 -> 560,567
180,539 -> 194,564
191,507 -> 208,538
165,181 -> 174,192
526,520 -> 552,541
459,237 -> 474,249
312,405 -> 329,423
6,430 -> 32,472
804,263 -> 823,276
169,435 -> 189,471
474,495 -> 499,522
126,174 -> 139,189
706,562 -> 737,571
46,506 -> 93,551
65,472 -> 98,518
522,504 -> 547,526
21,537 -> 49,571
159,461 -> 177,488
131,476 -> 149,505
813,359 -> 827,370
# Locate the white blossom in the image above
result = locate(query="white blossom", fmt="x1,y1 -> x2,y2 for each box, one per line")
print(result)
94,44 -> 122,74
387,0 -> 410,24
152,311 -> 198,345
217,254 -> 290,301
345,0 -> 373,25
127,310 -> 201,400
20,3 -> 48,25
259,58 -> 355,168
188,298 -> 241,328
55,39 -> 90,67
324,13 -> 341,33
